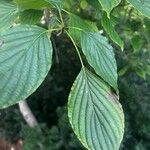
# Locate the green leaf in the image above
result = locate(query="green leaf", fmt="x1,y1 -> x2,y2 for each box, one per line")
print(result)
69,14 -> 98,43
101,13 -> 124,50
127,0 -> 150,18
81,32 -> 118,91
97,0 -> 121,17
63,0 -> 75,10
131,34 -> 143,53
118,66 -> 129,76
14,0 -> 49,10
68,69 -> 124,150
144,18 -> 150,30
87,0 -> 101,11
45,0 -> 62,9
136,68 -> 146,79
0,1 -> 18,31
0,25 -> 52,108
19,9 -> 43,25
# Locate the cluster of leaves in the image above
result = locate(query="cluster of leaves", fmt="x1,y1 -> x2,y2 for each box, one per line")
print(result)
0,0 -> 149,150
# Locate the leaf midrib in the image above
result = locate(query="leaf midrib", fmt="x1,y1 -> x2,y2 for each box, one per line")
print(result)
83,70 -> 123,142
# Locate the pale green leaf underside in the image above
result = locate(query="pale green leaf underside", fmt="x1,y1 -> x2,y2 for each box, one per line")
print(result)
81,32 -> 118,91
127,0 -> 150,18
101,13 -> 124,49
68,69 -> 124,150
0,1 -> 18,31
0,25 -> 52,108
97,0 -> 121,16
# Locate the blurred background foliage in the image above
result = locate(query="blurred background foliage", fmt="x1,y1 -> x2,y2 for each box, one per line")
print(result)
0,0 -> 150,149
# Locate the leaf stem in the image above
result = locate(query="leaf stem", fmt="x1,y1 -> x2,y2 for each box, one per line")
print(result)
45,28 -> 62,33
65,30 -> 86,73
62,9 -> 71,15
67,26 -> 83,31
58,7 -> 65,27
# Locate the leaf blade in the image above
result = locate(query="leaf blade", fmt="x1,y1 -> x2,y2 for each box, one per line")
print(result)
19,9 -> 43,25
0,25 -> 52,108
0,1 -> 18,31
101,13 -> 124,49
68,14 -> 98,43
127,0 -> 150,18
45,0 -> 62,9
14,0 -> 49,10
68,69 -> 124,150
81,32 -> 118,91
97,0 -> 121,16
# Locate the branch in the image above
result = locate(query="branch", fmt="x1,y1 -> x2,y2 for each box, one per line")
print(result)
18,100 -> 38,128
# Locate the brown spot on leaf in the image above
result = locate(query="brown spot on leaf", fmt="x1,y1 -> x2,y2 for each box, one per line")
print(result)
107,91 -> 123,111
107,92 -> 118,102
